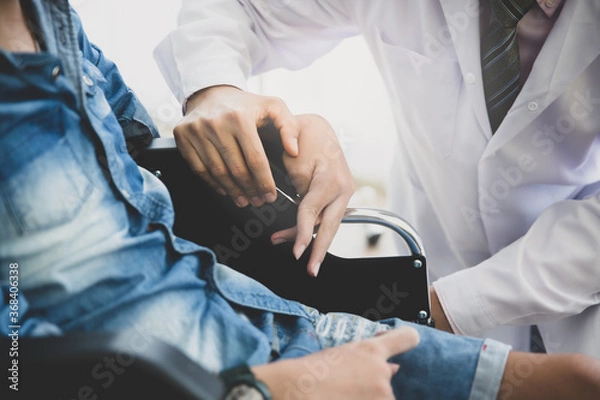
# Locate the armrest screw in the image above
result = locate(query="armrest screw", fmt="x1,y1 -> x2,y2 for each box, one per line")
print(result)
153,170 -> 163,179
418,310 -> 428,320
413,259 -> 422,269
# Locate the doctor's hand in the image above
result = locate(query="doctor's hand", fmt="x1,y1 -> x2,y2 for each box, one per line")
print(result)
271,114 -> 355,277
174,85 -> 300,207
252,327 -> 420,400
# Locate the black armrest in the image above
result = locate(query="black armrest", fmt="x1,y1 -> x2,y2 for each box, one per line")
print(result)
135,132 -> 432,325
2,333 -> 223,399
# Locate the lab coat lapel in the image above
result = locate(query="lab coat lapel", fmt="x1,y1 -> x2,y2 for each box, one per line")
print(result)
482,0 -> 600,158
439,0 -> 493,140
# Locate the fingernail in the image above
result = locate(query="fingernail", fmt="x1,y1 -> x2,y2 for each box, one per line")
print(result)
250,196 -> 263,207
310,262 -> 321,277
264,192 -> 277,203
236,196 -> 249,207
217,188 -> 226,196
294,244 -> 306,260
272,238 -> 287,245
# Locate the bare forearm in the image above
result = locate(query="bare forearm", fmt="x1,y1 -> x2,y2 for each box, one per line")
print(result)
429,287 -> 453,333
252,360 -> 305,400
500,352 -> 600,400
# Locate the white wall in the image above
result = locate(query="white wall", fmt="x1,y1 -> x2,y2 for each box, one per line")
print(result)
72,0 -> 183,135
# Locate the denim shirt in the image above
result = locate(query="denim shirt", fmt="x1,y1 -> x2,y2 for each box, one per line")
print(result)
0,0 -> 321,372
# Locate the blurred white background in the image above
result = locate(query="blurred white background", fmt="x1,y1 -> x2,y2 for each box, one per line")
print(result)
73,0 -> 400,256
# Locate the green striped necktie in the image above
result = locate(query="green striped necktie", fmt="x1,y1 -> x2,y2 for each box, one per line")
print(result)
481,0 -> 536,133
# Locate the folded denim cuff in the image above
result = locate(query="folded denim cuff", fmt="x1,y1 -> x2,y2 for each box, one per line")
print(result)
469,339 -> 511,400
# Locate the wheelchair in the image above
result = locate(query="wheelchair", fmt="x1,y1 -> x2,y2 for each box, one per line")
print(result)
5,128 -> 432,399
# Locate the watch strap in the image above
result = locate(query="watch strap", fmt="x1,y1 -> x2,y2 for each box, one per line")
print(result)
219,364 -> 272,400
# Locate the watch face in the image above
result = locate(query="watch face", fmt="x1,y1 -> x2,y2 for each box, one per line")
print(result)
225,384 -> 265,400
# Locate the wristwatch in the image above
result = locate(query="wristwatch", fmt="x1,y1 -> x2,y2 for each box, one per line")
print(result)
220,364 -> 272,400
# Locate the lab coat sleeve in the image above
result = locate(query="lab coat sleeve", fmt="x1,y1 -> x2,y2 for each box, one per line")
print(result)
153,0 -> 360,103
433,193 -> 600,336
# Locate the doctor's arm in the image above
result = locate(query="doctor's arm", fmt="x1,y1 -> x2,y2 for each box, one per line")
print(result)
432,192 -> 600,338
154,0 -> 361,273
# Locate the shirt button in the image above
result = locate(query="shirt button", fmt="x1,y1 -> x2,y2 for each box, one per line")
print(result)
82,74 -> 94,87
545,0 -> 556,7
527,101 -> 539,111
465,73 -> 476,85
122,190 -> 131,199
51,66 -> 61,80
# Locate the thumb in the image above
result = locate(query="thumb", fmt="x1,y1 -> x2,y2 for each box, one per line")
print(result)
372,327 -> 420,358
279,121 -> 299,157
261,97 -> 299,157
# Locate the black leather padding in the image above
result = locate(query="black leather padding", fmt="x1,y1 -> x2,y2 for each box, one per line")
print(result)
2,333 -> 224,400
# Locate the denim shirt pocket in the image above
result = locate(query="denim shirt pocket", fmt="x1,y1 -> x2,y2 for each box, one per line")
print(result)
0,107 -> 93,237
81,56 -> 108,86
80,58 -> 113,119
80,57 -> 158,143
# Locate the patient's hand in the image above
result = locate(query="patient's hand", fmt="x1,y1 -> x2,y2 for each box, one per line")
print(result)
253,328 -> 600,400
252,327 -> 420,400
272,114 -> 355,276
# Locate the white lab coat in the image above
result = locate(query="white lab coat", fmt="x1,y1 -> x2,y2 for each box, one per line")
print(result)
155,0 -> 600,357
